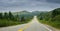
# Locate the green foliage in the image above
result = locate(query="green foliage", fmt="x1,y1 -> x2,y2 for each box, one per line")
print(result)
8,11 -> 14,20
4,12 -> 8,19
0,12 -> 21,27
52,8 -> 60,18
0,13 -> 3,19
49,21 -> 60,29
0,11 -> 33,27
20,16 -> 25,22
37,8 -> 60,29
19,16 -> 33,24
0,19 -> 20,27
52,15 -> 60,22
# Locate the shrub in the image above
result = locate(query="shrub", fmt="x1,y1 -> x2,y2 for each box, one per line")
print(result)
52,15 -> 60,22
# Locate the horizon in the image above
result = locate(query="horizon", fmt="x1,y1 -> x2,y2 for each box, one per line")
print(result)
0,10 -> 52,13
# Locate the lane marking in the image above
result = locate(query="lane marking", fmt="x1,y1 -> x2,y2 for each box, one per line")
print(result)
18,16 -> 52,31
36,17 -> 52,31
18,16 -> 36,31
40,24 -> 52,31
18,23 -> 31,31
18,29 -> 23,31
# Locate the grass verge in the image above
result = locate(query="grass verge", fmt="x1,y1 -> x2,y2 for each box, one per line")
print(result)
38,19 -> 60,29
0,19 -> 20,27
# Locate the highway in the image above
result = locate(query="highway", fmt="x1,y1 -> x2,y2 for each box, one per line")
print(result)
0,16 -> 54,31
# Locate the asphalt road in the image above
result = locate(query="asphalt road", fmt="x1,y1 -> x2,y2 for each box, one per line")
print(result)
0,16 -> 54,31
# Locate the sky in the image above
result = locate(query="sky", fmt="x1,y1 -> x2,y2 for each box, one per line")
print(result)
0,0 -> 60,12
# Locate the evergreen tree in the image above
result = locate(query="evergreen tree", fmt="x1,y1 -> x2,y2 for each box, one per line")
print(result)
52,8 -> 60,18
4,12 -> 8,19
20,16 -> 25,22
14,14 -> 19,21
0,13 -> 3,19
8,11 -> 14,20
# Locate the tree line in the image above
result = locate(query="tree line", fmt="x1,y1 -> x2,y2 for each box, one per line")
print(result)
0,11 -> 33,22
37,8 -> 60,29
0,11 -> 19,21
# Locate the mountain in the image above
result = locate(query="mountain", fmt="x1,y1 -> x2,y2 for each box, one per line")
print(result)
13,11 -> 47,17
13,11 -> 30,15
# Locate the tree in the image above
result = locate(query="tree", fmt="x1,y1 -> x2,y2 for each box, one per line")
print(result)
52,15 -> 60,22
20,16 -> 25,22
52,8 -> 60,18
4,12 -> 8,19
0,13 -> 3,19
40,16 -> 43,20
14,14 -> 19,21
8,11 -> 14,20
52,10 -> 57,18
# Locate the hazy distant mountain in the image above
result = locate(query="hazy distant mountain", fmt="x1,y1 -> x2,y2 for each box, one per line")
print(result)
13,11 -> 47,17
31,11 -> 41,16
13,11 -> 30,15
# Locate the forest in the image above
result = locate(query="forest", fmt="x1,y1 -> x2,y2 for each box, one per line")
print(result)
37,8 -> 60,29
0,11 -> 33,27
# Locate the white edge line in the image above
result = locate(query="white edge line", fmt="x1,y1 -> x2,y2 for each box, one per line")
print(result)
41,24 -> 52,31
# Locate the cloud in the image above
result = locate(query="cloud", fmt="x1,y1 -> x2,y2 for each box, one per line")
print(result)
46,0 -> 60,4
0,0 -> 60,7
0,0 -> 48,7
0,0 -> 60,12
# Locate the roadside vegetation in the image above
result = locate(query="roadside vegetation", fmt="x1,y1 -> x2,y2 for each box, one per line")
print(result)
0,11 -> 33,27
37,8 -> 60,29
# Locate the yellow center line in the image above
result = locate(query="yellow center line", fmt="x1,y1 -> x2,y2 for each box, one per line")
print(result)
18,23 -> 31,31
